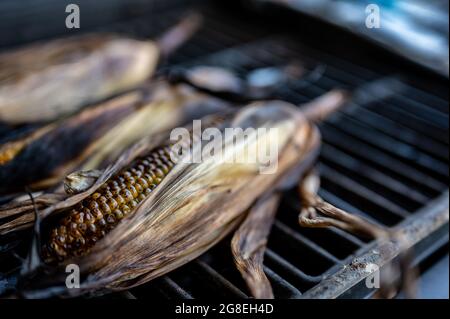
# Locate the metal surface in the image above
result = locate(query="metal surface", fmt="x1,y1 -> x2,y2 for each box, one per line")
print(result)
302,192 -> 449,299
0,1 -> 448,299
246,0 -> 450,77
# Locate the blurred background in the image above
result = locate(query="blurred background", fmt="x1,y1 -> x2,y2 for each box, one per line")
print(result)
0,0 -> 448,76
248,0 -> 449,76
0,0 -> 448,299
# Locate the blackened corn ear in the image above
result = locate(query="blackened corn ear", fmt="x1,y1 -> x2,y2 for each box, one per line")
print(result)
44,145 -> 176,261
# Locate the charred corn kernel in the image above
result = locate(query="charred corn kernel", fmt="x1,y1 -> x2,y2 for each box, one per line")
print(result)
44,145 -> 176,262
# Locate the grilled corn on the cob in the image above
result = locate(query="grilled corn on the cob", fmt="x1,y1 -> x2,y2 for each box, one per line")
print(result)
44,145 -> 176,261
0,14 -> 201,124
11,90 -> 349,298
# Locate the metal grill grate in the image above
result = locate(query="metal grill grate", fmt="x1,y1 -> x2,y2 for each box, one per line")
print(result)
0,2 -> 448,299
125,30 -> 448,298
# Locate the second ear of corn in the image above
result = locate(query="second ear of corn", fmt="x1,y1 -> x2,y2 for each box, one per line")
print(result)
0,14 -> 202,124
0,34 -> 158,124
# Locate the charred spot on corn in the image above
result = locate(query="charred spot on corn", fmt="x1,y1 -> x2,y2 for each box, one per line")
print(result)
43,145 -> 176,262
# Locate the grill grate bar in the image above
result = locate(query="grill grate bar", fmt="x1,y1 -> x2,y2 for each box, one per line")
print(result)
403,88 -> 449,114
311,64 -> 373,87
390,95 -> 449,127
320,165 -> 410,222
320,144 -> 430,207
164,260 -> 246,299
340,105 -> 449,161
118,291 -> 137,299
372,101 -> 449,144
327,115 -> 449,178
263,266 -> 303,298
153,276 -> 194,299
320,125 -> 446,193
191,261 -> 248,298
272,221 -> 342,264
265,248 -> 323,284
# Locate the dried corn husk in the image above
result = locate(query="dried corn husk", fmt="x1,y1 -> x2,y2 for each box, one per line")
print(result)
0,80 -> 229,196
231,192 -> 281,299
0,13 -> 201,124
80,81 -> 228,170
17,101 -> 322,298
0,83 -> 348,234
0,92 -> 141,193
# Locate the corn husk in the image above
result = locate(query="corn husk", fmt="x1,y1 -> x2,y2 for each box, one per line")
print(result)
0,92 -> 141,192
0,81 -> 229,234
0,14 -> 201,124
0,80 -> 229,195
231,192 -> 281,299
16,101 -> 322,298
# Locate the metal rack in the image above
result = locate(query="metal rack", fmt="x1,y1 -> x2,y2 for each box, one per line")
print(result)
0,1 -> 448,299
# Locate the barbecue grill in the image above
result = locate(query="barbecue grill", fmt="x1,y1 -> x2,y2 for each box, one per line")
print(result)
0,0 -> 448,299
